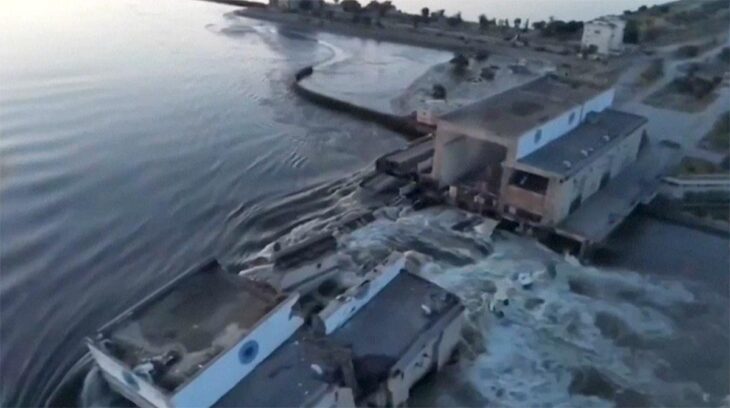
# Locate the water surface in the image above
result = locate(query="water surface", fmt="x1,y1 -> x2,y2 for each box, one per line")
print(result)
0,1 -> 407,405
1,1 -> 727,407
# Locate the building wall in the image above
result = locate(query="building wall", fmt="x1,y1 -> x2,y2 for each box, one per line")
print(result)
544,123 -> 645,223
515,108 -> 582,159
579,88 -> 615,121
88,344 -> 172,408
514,88 -> 614,159
171,296 -> 304,407
432,132 -> 468,185
432,129 -> 507,186
581,20 -> 626,55
608,20 -> 626,52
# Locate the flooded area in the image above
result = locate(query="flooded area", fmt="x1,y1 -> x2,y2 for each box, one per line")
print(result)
1,0 -> 728,407
336,207 -> 729,407
299,37 -> 451,115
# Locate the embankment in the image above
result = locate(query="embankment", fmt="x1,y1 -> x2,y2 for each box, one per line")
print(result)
638,201 -> 730,237
236,8 -> 472,53
292,66 -> 429,140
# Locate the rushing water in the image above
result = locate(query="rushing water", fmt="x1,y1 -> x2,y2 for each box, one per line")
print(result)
0,1 -> 410,405
1,1 -> 728,407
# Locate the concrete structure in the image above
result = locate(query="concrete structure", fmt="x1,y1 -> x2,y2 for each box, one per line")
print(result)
88,254 -> 464,408
660,174 -> 730,201
581,17 -> 626,55
376,136 -> 434,179
87,260 -> 303,408
430,75 -> 648,227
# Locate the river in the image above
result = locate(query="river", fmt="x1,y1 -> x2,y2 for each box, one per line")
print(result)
0,1 -> 727,407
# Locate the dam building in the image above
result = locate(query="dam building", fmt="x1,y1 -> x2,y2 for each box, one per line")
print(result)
86,253 -> 464,408
429,75 -> 648,227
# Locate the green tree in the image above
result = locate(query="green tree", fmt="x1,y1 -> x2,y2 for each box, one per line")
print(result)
480,67 -> 495,80
298,0 -> 313,11
624,19 -> 639,43
479,14 -> 488,31
377,0 -> 393,17
341,0 -> 361,13
514,18 -> 522,29
447,12 -> 462,27
475,50 -> 490,61
432,84 -> 446,99
719,47 -> 730,63
421,7 -> 429,19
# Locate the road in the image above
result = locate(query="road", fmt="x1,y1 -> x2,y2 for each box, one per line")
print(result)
557,37 -> 729,247
615,38 -> 730,152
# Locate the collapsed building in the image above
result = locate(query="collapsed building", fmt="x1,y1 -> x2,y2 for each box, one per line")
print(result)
86,249 -> 464,408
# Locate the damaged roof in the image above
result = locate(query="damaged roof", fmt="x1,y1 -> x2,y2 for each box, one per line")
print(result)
216,271 -> 463,406
215,331 -> 337,407
96,261 -> 283,392
328,271 -> 462,394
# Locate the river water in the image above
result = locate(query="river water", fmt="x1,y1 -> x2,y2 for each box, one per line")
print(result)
1,1 -> 727,407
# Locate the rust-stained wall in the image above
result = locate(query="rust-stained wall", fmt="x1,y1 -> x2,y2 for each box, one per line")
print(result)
545,123 -> 646,224
502,123 -> 646,225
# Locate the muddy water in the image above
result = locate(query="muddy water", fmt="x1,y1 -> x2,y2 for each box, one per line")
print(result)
2,0 -> 726,406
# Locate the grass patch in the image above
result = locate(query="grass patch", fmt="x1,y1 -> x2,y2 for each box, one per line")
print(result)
644,75 -> 719,113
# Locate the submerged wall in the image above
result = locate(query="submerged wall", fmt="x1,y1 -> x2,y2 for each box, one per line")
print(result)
292,66 -> 428,140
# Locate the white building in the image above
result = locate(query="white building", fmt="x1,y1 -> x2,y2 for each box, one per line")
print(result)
87,253 -> 464,408
430,75 -> 647,226
581,17 -> 626,55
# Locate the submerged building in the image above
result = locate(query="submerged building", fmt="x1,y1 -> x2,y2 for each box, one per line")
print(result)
429,75 -> 648,227
87,253 -> 464,408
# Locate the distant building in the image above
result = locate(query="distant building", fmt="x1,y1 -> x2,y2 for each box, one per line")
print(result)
270,0 -> 323,11
581,17 -> 626,55
430,75 -> 648,226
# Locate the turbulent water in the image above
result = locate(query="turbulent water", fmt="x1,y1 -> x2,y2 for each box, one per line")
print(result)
1,1 -> 728,407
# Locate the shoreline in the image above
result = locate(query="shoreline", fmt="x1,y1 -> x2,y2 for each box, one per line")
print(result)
236,8 -> 474,53
234,7 -> 590,67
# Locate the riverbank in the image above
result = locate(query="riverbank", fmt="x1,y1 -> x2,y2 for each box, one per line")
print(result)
234,7 -> 600,71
